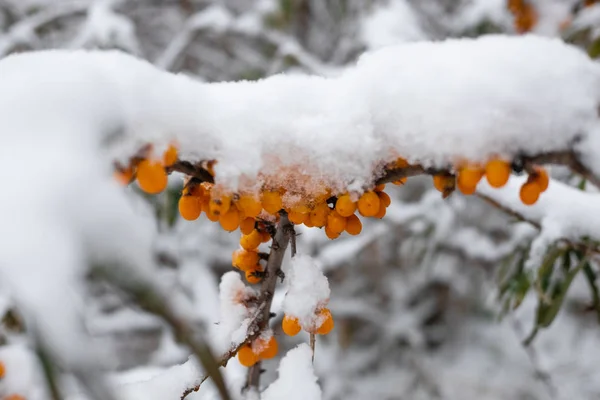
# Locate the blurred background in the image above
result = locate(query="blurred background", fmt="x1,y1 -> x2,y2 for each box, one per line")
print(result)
1,0 -> 600,399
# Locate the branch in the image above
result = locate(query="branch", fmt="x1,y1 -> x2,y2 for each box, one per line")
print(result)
375,149 -> 600,190
182,212 -> 293,398
92,265 -> 231,400
167,160 -> 215,183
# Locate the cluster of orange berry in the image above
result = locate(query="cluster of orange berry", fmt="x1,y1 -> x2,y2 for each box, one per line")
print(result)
432,158 -> 549,205
114,144 -> 178,193
237,335 -> 278,367
281,308 -> 334,337
0,361 -> 25,400
507,0 -> 537,33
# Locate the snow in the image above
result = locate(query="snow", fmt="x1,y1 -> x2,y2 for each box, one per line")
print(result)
282,255 -> 330,330
0,34 -> 596,199
211,272 -> 257,354
478,175 -> 600,269
360,0 -> 425,49
262,344 -> 321,400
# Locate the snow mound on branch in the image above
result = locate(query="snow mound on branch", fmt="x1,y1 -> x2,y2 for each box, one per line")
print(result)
262,344 -> 321,400
211,272 -> 258,354
478,176 -> 600,269
282,255 -> 330,330
1,35 -> 597,196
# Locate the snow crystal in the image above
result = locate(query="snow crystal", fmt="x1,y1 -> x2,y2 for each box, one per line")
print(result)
282,255 -> 330,330
262,344 -> 321,400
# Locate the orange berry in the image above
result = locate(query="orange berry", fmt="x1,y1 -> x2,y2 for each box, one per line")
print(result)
316,308 -> 334,335
377,191 -> 391,207
258,336 -> 278,360
240,217 -> 256,235
520,181 -> 541,205
219,207 -> 240,232
114,167 -> 133,186
237,345 -> 258,367
303,218 -> 315,228
240,230 -> 262,250
162,144 -> 178,166
393,157 -> 409,168
432,175 -> 454,193
335,194 -> 357,217
204,198 -> 220,222
245,267 -> 263,284
325,225 -> 341,240
345,214 -> 362,235
357,191 -> 380,217
374,184 -> 385,192
210,196 -> 232,216
260,230 -> 271,243
291,204 -> 311,214
289,210 -> 308,225
0,361 -> 5,378
326,211 -> 347,234
458,165 -> 483,187
179,195 -> 202,221
4,396 -> 26,400
238,195 -> 262,218
262,191 -> 283,214
137,160 -> 168,194
282,315 -> 302,336
309,202 -> 330,227
232,249 -> 259,271
532,166 -> 549,192
373,201 -> 386,219
393,177 -> 407,185
485,159 -> 511,188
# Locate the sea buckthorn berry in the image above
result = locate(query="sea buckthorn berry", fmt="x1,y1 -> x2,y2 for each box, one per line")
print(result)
260,230 -> 271,243
237,345 -> 258,367
457,165 -> 483,195
335,194 -> 357,217
520,181 -> 541,205
189,184 -> 205,199
485,159 -> 511,188
358,191 -> 380,217
137,160 -> 168,194
238,195 -> 262,218
162,144 -> 178,167
240,230 -> 262,250
531,166 -> 549,192
262,191 -> 283,214
114,167 -> 134,186
232,249 -> 259,271
374,184 -> 385,192
326,211 -> 347,234
219,207 -> 240,232
258,336 -> 278,360
374,201 -> 386,219
325,225 -> 341,240
179,196 -> 202,221
393,157 -> 409,168
393,178 -> 407,185
377,191 -> 391,208
282,315 -> 302,336
5,396 -> 26,400
310,202 -> 330,227
289,210 -> 308,225
316,308 -> 334,335
240,217 -> 256,235
291,204 -> 311,214
345,214 -> 362,235
0,361 -> 5,378
245,267 -> 263,284
433,174 -> 455,193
